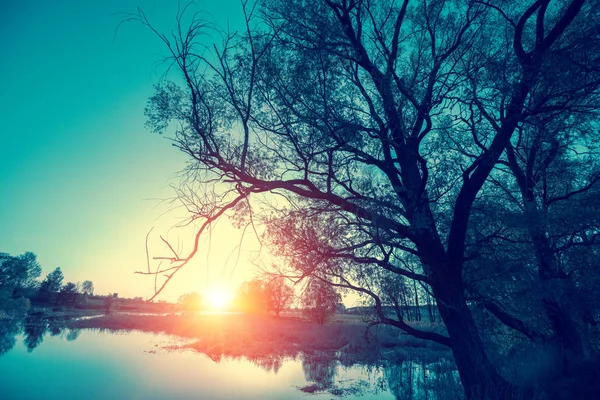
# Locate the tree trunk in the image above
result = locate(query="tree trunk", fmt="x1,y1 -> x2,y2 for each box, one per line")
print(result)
433,275 -> 523,400
413,279 -> 421,321
401,290 -> 412,321
426,292 -> 436,323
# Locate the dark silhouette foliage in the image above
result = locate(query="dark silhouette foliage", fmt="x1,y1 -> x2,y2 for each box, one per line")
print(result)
132,0 -> 600,397
39,267 -> 64,293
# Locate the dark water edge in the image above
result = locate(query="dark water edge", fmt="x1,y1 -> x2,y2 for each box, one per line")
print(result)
0,315 -> 463,399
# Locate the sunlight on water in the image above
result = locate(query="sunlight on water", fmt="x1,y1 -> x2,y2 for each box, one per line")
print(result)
0,317 -> 462,400
0,328 -> 396,400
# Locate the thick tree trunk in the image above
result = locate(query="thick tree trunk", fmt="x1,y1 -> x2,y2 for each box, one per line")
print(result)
409,204 -> 522,398
433,275 -> 523,400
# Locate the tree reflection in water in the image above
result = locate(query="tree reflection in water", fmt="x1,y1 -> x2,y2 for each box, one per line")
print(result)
23,317 -> 48,352
66,328 -> 81,341
302,353 -> 337,390
385,358 -> 463,400
0,316 -> 461,399
0,319 -> 20,356
202,347 -> 459,398
0,315 -> 81,354
247,354 -> 286,374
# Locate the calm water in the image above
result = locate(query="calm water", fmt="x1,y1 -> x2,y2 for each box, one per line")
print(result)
0,318 -> 461,400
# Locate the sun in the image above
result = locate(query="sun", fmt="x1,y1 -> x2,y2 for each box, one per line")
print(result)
206,286 -> 232,310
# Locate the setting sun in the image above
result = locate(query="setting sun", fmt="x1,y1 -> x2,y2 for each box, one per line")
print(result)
205,287 -> 233,310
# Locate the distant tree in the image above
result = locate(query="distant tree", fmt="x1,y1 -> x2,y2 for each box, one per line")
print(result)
301,279 -> 340,325
39,267 -> 64,293
104,295 -> 118,315
0,252 -> 40,316
58,282 -> 79,307
265,276 -> 295,316
178,292 -> 203,312
81,280 -> 94,295
61,282 -> 78,293
0,251 -> 41,290
235,278 -> 270,314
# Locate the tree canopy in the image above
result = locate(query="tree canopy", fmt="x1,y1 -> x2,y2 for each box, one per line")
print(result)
0,252 -> 41,290
134,0 -> 600,398
0,252 -> 41,317
81,280 -> 94,296
178,291 -> 203,312
301,279 -> 341,325
39,267 -> 64,293
233,277 -> 295,315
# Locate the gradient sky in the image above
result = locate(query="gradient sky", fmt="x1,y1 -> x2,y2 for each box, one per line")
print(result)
0,0 -> 263,301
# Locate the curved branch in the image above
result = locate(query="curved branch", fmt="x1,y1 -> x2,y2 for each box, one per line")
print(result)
316,273 -> 451,347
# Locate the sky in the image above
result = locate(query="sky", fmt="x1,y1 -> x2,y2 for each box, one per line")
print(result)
0,0 -> 264,301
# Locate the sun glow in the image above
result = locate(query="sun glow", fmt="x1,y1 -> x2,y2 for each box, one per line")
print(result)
206,286 -> 233,310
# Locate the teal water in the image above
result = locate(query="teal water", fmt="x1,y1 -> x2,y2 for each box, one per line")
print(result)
0,318 -> 460,399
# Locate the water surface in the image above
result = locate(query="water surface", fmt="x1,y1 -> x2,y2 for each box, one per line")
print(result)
0,318 -> 460,399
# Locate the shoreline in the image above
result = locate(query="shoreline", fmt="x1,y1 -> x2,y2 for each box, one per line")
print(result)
65,312 -> 451,364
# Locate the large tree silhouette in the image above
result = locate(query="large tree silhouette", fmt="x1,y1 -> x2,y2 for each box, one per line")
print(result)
133,1 -> 599,398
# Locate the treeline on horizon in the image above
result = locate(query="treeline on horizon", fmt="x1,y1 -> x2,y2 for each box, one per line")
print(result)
1,250 -> 438,326
0,251 -> 99,317
179,274 -> 440,324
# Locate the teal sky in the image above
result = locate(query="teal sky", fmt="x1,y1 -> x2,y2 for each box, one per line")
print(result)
0,0 -> 258,301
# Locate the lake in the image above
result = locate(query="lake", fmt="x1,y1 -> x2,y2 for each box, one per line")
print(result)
0,317 -> 461,399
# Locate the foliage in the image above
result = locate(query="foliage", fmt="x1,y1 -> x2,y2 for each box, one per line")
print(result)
0,287 -> 30,318
235,278 -> 270,314
61,282 -> 78,293
0,251 -> 41,290
0,318 -> 21,356
264,276 -> 295,316
234,277 -> 295,315
57,282 -> 80,307
81,280 -> 94,295
178,292 -> 203,312
301,279 -> 340,325
134,0 -> 599,397
39,267 -> 64,293
0,251 -> 39,316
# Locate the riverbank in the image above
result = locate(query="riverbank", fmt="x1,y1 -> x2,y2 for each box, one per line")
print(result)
67,313 -> 450,363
